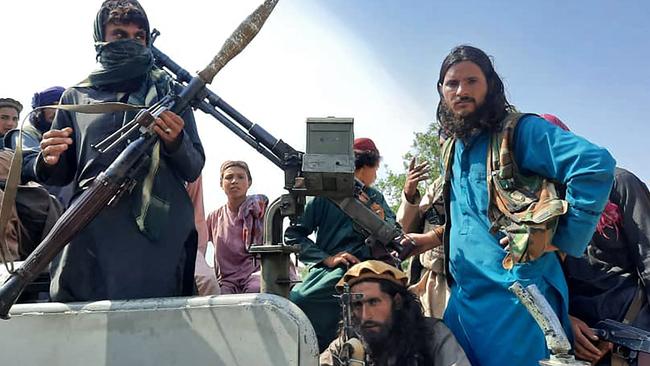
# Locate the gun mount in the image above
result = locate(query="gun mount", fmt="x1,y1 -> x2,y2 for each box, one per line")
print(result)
152,36 -> 415,297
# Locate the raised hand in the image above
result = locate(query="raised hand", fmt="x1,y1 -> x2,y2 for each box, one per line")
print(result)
404,157 -> 430,203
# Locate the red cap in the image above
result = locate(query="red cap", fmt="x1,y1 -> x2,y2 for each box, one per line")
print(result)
353,137 -> 379,153
540,114 -> 570,132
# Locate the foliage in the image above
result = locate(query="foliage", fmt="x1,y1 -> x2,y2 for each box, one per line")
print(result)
375,121 -> 443,212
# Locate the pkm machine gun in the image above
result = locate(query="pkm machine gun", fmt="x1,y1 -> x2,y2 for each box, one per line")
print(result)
593,319 -> 650,366
151,42 -> 416,296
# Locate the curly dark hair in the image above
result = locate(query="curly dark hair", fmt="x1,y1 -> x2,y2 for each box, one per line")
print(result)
354,150 -> 381,170
345,279 -> 435,365
436,45 -> 516,139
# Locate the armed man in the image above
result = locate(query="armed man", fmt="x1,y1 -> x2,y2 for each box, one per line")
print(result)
397,144 -> 448,319
286,137 -> 398,352
22,0 -> 204,302
405,45 -> 616,365
320,260 -> 469,366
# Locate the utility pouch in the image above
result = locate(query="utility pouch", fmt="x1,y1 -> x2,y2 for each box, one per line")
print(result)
487,113 -> 568,269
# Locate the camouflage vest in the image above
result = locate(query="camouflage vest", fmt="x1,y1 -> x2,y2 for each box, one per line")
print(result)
441,113 -> 568,269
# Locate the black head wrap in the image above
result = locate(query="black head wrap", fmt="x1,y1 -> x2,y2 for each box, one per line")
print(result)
86,0 -> 154,88
93,0 -> 150,46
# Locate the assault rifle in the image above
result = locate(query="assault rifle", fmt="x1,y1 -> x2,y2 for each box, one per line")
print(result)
334,283 -> 365,366
593,319 -> 650,366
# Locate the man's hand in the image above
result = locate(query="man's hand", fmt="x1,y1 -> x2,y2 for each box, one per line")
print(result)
40,127 -> 74,165
400,228 -> 442,257
152,110 -> 184,151
323,252 -> 360,268
570,315 -> 612,364
403,157 -> 430,204
370,202 -> 385,220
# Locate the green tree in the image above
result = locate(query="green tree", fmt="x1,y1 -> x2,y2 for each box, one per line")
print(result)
375,121 -> 442,212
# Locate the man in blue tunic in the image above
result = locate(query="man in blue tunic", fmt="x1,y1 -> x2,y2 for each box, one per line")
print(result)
429,45 -> 615,365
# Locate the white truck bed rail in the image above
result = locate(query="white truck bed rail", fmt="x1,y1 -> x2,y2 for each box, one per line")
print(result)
0,293 -> 319,365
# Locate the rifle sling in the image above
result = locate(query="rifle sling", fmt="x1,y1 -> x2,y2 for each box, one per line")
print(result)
0,102 -> 144,273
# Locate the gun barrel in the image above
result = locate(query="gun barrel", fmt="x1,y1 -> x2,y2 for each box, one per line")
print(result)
0,275 -> 23,319
195,99 -> 283,168
152,46 -> 293,162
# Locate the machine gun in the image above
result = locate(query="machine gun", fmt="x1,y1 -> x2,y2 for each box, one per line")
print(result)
333,283 -> 365,366
152,46 -> 416,294
593,319 -> 650,366
151,38 -> 415,295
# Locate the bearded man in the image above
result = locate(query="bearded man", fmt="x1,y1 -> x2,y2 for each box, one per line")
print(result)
23,0 -> 204,301
287,137 -> 397,352
406,45 -> 616,365
320,260 -> 469,366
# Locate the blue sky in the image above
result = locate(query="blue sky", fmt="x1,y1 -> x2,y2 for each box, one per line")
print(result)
1,1 -> 648,212
318,0 -> 650,182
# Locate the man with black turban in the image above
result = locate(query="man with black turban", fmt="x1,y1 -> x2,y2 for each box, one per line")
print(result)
23,0 -> 205,301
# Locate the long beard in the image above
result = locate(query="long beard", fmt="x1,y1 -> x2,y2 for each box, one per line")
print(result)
354,318 -> 393,359
439,98 -> 492,140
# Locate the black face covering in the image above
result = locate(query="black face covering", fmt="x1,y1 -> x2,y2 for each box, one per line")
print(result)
85,0 -> 153,89
87,38 -> 154,88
